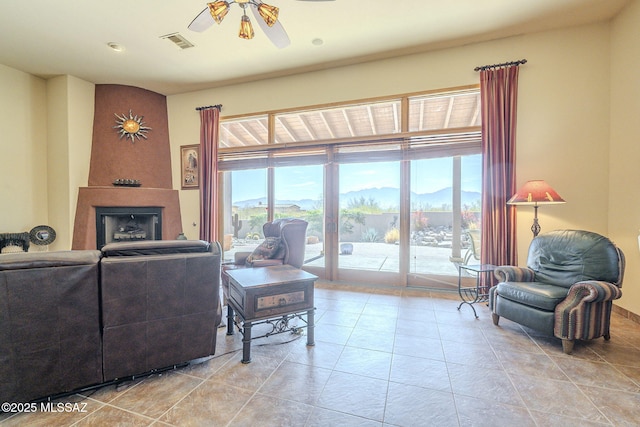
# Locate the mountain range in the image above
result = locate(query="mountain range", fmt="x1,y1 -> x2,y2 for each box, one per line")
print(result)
234,187 -> 481,211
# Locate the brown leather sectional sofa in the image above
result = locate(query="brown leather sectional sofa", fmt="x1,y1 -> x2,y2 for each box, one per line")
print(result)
0,240 -> 221,404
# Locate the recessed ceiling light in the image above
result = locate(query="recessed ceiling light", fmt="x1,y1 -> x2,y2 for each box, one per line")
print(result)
107,42 -> 125,52
312,38 -> 324,46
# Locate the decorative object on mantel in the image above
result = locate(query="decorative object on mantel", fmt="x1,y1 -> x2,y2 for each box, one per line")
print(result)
113,178 -> 141,187
29,225 -> 56,246
113,110 -> 152,143
180,144 -> 200,189
0,232 -> 30,252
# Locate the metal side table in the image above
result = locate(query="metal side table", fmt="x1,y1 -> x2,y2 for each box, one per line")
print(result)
458,264 -> 496,318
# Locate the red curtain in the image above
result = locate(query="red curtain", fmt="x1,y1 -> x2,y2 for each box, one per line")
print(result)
480,66 -> 520,268
199,106 -> 221,243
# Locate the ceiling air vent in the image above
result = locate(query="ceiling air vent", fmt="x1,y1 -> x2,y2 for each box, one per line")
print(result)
160,33 -> 194,50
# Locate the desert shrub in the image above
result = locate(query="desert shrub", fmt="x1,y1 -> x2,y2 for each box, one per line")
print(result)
361,228 -> 380,242
384,228 -> 399,244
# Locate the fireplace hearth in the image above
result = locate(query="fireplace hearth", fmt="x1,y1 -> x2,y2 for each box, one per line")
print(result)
96,207 -> 162,249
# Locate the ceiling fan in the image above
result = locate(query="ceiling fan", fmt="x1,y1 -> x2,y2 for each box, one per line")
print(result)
188,0 -> 334,49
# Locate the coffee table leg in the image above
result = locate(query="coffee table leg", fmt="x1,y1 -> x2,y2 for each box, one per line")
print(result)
226,305 -> 234,336
306,308 -> 315,346
241,321 -> 252,364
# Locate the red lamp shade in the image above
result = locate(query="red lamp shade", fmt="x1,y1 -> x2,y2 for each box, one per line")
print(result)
507,180 -> 565,205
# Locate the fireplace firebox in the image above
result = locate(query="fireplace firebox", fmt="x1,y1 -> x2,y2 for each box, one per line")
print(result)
95,207 -> 162,249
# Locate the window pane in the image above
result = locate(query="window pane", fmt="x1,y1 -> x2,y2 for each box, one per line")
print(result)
409,155 -> 481,277
220,115 -> 268,148
274,165 -> 324,267
274,100 -> 401,144
338,162 -> 400,272
408,91 -> 481,132
222,169 -> 268,261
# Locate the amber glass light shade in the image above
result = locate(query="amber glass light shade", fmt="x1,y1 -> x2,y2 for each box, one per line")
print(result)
208,1 -> 230,24
507,180 -> 565,205
257,3 -> 279,27
239,14 -> 255,39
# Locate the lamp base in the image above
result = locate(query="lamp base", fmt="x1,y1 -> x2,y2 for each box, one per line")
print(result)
531,205 -> 541,237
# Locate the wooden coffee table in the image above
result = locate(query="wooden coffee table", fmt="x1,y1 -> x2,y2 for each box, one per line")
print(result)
225,265 -> 317,363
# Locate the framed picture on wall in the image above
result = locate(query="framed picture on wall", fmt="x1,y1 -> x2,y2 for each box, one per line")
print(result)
180,144 -> 200,189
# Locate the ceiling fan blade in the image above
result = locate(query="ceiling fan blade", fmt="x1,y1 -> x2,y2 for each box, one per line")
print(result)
250,5 -> 290,49
188,7 -> 215,32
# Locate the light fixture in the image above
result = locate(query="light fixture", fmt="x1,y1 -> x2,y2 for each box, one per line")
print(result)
207,0 -> 278,40
208,1 -> 230,23
238,11 -> 255,39
507,180 -> 566,237
257,3 -> 279,26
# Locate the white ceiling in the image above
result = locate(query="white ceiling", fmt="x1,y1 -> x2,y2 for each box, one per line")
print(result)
0,0 -> 630,95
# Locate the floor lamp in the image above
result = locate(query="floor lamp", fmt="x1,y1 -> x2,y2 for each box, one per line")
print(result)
507,180 -> 566,238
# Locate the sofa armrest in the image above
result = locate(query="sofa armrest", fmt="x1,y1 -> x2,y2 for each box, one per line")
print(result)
494,266 -> 535,283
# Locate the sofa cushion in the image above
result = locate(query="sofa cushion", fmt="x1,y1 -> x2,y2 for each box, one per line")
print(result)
495,281 -> 569,312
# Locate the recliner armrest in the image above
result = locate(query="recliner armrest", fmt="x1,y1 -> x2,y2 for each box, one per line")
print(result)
564,280 -> 622,304
494,266 -> 535,283
554,280 -> 622,342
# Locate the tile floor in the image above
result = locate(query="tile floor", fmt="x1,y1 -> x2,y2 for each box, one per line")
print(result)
2,284 -> 640,426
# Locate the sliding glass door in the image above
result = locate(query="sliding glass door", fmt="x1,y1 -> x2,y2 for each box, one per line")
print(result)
221,169 -> 267,262
337,162 -> 400,276
274,164 -> 324,268
408,154 -> 481,288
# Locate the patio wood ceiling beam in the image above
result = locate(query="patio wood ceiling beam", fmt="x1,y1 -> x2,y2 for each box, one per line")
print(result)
392,102 -> 400,133
222,126 -> 248,146
299,114 -> 317,140
238,122 -> 263,145
470,95 -> 480,126
443,97 -> 454,128
276,116 -> 297,142
367,106 -> 376,134
342,110 -> 355,137
319,111 -> 336,139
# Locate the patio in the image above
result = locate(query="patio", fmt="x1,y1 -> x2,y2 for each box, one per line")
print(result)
225,240 -> 463,277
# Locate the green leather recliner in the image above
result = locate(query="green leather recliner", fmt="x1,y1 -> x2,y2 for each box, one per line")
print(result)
489,230 -> 625,354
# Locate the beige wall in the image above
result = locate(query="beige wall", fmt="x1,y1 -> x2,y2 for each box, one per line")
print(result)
610,0 -> 640,315
0,68 -> 93,251
0,64 -> 48,236
45,75 -> 95,250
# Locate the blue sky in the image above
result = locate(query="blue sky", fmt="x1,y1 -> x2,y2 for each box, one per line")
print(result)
232,155 -> 482,202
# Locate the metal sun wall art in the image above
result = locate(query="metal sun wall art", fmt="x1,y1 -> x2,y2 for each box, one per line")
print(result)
114,110 -> 152,143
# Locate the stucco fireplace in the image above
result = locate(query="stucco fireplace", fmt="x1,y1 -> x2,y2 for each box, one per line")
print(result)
71,84 -> 183,250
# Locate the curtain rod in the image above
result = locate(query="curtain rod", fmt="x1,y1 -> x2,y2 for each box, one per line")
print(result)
195,104 -> 222,111
474,59 -> 527,72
